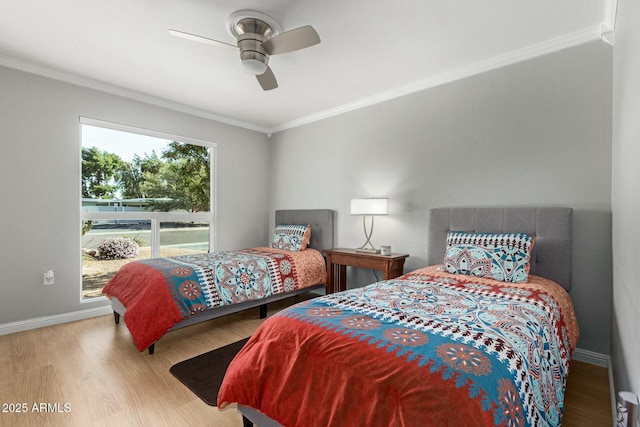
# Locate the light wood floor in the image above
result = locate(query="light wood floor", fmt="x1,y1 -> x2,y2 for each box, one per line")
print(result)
0,297 -> 612,427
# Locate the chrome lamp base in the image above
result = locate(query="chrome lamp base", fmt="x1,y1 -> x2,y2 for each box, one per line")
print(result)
355,215 -> 381,253
355,247 -> 381,254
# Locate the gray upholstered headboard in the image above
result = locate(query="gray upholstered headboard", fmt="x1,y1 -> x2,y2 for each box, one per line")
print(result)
428,207 -> 572,290
275,209 -> 335,253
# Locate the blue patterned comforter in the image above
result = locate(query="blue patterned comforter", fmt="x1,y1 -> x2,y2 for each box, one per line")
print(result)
218,265 -> 579,426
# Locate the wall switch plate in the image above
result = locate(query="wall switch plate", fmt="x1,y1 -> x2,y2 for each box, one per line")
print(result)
44,269 -> 54,285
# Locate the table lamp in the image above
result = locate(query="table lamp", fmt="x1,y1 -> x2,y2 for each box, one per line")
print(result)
350,198 -> 388,253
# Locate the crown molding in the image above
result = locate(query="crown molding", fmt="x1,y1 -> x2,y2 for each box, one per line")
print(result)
601,0 -> 618,46
0,24 -> 605,136
603,0 -> 618,31
0,53 -> 270,134
271,25 -> 604,133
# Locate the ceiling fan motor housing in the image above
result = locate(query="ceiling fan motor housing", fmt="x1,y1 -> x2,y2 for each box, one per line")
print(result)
235,18 -> 272,75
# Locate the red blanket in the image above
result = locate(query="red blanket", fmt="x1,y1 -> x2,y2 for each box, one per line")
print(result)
104,261 -> 183,351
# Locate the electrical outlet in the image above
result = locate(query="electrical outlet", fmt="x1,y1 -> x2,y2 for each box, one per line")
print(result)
44,269 -> 54,285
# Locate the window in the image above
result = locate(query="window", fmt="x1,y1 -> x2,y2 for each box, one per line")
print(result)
80,118 -> 216,300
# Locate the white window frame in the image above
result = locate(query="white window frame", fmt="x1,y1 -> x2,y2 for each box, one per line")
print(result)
79,117 -> 217,301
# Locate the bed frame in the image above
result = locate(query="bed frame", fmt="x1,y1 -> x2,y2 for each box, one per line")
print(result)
110,209 -> 335,354
237,205 -> 572,427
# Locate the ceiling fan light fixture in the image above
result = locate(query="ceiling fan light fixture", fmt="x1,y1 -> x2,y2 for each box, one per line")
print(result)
241,57 -> 268,75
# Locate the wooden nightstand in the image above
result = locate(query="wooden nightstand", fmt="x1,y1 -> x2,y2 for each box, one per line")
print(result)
323,248 -> 409,293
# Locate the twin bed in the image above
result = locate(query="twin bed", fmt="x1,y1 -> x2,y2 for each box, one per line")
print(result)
218,207 -> 578,427
103,206 -> 578,426
103,209 -> 335,354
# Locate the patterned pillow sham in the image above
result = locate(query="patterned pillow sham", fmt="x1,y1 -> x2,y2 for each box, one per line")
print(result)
443,231 -> 535,283
270,224 -> 312,252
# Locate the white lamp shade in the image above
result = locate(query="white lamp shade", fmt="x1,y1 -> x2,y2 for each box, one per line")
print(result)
350,198 -> 388,215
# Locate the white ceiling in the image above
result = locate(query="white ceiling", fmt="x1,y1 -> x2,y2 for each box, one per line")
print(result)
0,0 -> 613,134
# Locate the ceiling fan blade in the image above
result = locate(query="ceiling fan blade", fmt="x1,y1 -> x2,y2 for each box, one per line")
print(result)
168,29 -> 237,49
256,66 -> 278,91
262,25 -> 320,55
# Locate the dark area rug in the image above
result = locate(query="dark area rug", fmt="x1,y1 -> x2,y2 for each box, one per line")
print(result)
170,337 -> 249,406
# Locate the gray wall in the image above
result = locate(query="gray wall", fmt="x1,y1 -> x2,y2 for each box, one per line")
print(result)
269,41 -> 613,354
0,40 -> 615,357
0,65 -> 271,325
611,0 -> 640,397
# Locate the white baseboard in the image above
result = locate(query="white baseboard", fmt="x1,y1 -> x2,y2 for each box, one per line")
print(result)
572,347 -> 617,426
609,362 -> 617,427
573,347 -> 610,367
0,305 -> 113,336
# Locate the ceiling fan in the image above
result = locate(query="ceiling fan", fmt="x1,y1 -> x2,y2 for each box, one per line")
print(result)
169,10 -> 321,91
